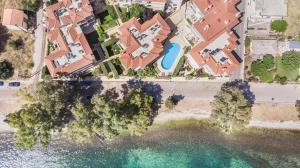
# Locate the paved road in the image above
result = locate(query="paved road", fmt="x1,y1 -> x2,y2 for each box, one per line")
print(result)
1,81 -> 300,103
100,81 -> 223,100
250,83 -> 300,103
99,81 -> 300,103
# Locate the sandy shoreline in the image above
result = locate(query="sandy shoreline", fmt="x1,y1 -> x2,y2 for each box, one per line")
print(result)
1,99 -> 300,133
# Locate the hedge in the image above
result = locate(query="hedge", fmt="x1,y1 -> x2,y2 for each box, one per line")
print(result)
101,37 -> 119,59
108,61 -> 119,78
99,63 -> 108,76
172,57 -> 185,77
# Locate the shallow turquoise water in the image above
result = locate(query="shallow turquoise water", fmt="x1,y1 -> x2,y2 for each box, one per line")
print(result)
0,126 -> 299,168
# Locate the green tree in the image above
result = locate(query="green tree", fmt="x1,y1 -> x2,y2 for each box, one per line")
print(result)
271,20 -> 288,32
22,0 -> 39,11
119,88 -> 153,136
211,87 -> 252,133
5,81 -> 75,150
0,60 -> 14,79
130,4 -> 144,19
5,103 -> 51,150
67,99 -> 96,144
250,55 -> 275,83
36,81 -> 74,124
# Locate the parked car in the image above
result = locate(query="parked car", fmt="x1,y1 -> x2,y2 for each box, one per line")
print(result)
8,82 -> 20,87
0,81 -> 3,86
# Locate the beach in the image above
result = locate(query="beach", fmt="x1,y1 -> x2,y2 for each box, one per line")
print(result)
1,97 -> 300,132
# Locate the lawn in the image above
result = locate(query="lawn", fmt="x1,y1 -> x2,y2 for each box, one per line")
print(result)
275,56 -> 299,81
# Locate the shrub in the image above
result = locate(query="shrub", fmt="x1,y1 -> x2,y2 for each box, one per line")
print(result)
245,36 -> 251,48
138,64 -> 157,77
41,66 -> 51,80
165,95 -> 181,110
172,57 -> 185,77
165,96 -> 176,110
274,75 -> 287,85
99,63 -> 108,76
107,5 -> 117,19
96,26 -> 105,42
26,63 -> 34,69
127,69 -> 137,76
0,60 -> 14,79
271,20 -> 288,32
8,39 -> 24,50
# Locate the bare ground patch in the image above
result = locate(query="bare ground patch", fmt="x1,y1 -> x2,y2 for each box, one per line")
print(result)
285,0 -> 300,36
252,103 -> 299,121
0,0 -> 34,79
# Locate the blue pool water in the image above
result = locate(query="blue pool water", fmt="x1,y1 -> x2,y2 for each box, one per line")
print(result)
161,43 -> 181,70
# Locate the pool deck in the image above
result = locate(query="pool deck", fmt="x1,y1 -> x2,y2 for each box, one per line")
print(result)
157,36 -> 188,75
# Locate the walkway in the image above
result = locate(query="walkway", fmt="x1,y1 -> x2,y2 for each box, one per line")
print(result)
30,8 -> 46,83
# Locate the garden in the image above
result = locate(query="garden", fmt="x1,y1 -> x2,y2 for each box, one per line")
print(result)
249,51 -> 300,84
95,5 -> 118,31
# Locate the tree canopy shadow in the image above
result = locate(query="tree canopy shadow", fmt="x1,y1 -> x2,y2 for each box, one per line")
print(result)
67,80 -> 104,101
0,24 -> 11,53
222,79 -> 255,107
170,94 -> 185,105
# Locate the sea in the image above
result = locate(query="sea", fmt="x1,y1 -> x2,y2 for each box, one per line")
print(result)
0,124 -> 299,168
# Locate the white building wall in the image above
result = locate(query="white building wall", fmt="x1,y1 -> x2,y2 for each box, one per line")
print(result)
114,0 -> 166,11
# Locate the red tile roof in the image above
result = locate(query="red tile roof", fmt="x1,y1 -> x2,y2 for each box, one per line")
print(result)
44,0 -> 95,77
190,0 -> 240,76
118,14 -> 171,70
2,9 -> 26,27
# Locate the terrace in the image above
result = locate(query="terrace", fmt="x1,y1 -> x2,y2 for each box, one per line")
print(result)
185,2 -> 203,24
129,23 -> 161,58
51,25 -> 86,68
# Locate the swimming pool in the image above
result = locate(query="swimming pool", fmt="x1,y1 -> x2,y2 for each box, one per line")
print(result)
161,43 -> 181,70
